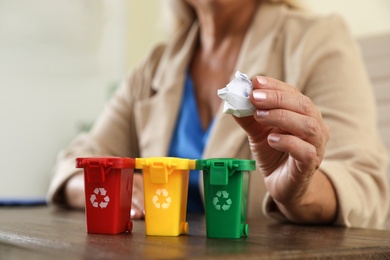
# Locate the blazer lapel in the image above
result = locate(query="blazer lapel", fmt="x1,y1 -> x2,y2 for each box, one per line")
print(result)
134,22 -> 199,157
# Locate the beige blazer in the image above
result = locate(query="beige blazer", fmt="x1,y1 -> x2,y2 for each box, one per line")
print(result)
47,2 -> 389,228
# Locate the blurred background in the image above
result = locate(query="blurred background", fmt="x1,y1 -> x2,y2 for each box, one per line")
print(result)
0,0 -> 389,201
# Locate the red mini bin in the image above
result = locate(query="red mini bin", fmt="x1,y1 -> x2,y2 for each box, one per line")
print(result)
76,157 -> 135,234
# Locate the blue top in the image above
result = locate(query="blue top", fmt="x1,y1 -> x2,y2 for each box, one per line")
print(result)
168,71 -> 214,213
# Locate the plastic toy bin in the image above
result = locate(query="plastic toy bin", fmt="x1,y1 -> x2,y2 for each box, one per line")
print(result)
196,158 -> 256,238
135,157 -> 196,236
76,157 -> 135,234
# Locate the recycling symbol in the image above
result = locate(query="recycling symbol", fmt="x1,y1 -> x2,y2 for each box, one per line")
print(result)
212,190 -> 232,211
90,188 -> 110,209
152,189 -> 172,209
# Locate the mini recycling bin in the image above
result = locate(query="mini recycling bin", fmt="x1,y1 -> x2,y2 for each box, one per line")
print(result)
76,157 -> 135,234
196,158 -> 256,238
135,157 -> 196,236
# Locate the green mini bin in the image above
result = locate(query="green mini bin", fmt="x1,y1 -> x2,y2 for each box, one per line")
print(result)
196,158 -> 256,239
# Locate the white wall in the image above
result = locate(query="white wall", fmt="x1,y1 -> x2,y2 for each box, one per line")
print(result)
0,0 -> 389,199
299,0 -> 390,37
0,0 -> 128,199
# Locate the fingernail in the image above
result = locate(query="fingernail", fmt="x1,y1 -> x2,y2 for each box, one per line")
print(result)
253,91 -> 266,101
256,110 -> 269,118
268,134 -> 280,142
257,76 -> 267,85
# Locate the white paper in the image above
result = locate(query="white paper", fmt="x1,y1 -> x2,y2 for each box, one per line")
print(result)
217,71 -> 255,117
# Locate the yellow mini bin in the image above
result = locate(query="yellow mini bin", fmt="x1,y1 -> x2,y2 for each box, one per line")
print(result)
135,157 -> 196,236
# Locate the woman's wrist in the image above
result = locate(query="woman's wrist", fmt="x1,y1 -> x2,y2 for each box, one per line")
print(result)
274,170 -> 338,224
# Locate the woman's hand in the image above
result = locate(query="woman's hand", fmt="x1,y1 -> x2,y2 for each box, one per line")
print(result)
65,172 -> 85,209
234,76 -> 337,224
131,173 -> 145,219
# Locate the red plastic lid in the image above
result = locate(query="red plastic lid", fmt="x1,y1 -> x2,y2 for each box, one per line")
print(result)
76,157 -> 135,169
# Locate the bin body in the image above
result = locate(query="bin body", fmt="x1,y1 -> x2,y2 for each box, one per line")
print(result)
76,157 -> 135,234
136,157 -> 196,236
196,158 -> 255,238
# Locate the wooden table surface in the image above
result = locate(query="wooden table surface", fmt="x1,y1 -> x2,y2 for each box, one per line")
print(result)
0,206 -> 390,259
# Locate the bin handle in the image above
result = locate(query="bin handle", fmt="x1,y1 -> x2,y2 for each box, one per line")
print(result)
209,161 -> 229,185
84,158 -> 112,183
149,161 -> 176,184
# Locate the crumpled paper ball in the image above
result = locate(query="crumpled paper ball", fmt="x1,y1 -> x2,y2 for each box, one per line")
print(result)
217,71 -> 255,117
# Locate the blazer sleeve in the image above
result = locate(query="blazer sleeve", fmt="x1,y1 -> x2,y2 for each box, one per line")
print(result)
46,44 -> 166,206
262,14 -> 389,228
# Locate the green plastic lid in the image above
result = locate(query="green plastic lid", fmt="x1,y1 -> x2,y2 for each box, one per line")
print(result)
196,158 -> 256,185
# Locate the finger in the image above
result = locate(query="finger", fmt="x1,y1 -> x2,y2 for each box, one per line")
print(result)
252,76 -> 297,93
233,114 -> 269,139
254,108 -> 324,150
131,190 -> 145,219
132,190 -> 144,207
251,86 -> 319,119
131,174 -> 145,219
131,205 -> 144,219
267,133 -> 319,180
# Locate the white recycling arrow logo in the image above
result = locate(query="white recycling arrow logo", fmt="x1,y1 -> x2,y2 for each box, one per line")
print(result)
90,188 -> 110,209
152,189 -> 172,209
212,190 -> 232,211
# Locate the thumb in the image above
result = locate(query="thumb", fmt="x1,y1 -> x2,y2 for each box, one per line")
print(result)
233,114 -> 256,133
233,113 -> 269,139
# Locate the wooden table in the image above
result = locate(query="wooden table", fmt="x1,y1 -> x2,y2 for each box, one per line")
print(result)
1,206 -> 390,259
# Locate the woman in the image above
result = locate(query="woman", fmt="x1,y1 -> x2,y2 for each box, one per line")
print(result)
47,0 -> 389,227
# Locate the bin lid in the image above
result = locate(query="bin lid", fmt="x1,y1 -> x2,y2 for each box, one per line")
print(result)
135,157 -> 196,170
76,157 -> 135,169
195,158 -> 255,171
196,158 -> 256,185
135,157 -> 196,184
